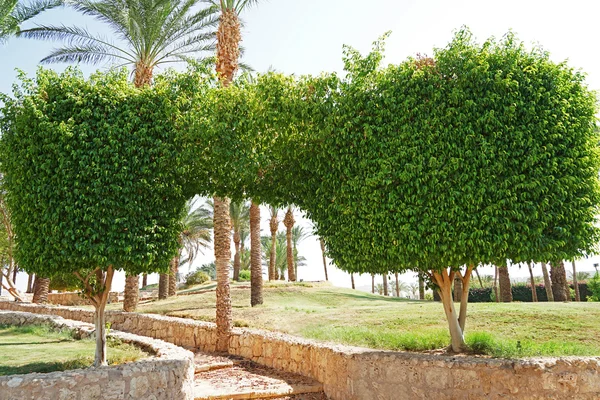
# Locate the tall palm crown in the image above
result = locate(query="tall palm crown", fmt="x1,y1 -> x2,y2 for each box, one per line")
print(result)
1,0 -> 61,43
19,0 -> 218,86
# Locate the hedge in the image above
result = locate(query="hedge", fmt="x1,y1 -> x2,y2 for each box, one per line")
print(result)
466,283 -> 590,302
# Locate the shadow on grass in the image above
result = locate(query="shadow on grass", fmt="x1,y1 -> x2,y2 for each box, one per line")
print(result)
0,358 -> 91,376
0,339 -> 71,346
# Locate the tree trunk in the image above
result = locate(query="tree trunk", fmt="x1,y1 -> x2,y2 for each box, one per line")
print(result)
12,266 -> 17,286
453,273 -> 463,302
458,265 -> 474,332
493,265 -> 499,303
395,272 -> 400,297
214,196 -> 232,352
26,274 -> 34,293
250,202 -> 263,307
0,272 -> 2,295
122,274 -> 139,312
142,274 -> 148,288
432,269 -> 466,352
418,273 -> 425,300
319,239 -> 329,281
474,268 -> 484,288
168,256 -> 178,297
74,266 -> 115,367
528,262 -> 538,302
283,207 -> 296,282
350,273 -> 355,289
269,209 -> 278,281
383,274 -> 388,296
233,230 -> 241,281
541,262 -> 554,301
158,273 -> 169,300
498,266 -> 512,302
32,277 -> 50,304
572,260 -> 580,302
371,273 -> 375,294
550,261 -> 569,302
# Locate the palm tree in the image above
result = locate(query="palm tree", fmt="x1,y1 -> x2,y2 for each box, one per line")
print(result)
268,206 -> 279,280
19,0 -> 218,87
249,202 -> 262,306
498,265 -> 512,302
230,200 -> 249,281
291,225 -> 308,279
1,0 -> 61,43
205,0 -> 259,352
550,261 -> 570,301
32,275 -> 50,303
282,206 -> 295,282
571,260 -> 580,302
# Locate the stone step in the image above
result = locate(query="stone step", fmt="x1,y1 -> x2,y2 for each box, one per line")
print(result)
194,352 -> 244,373
193,360 -> 324,400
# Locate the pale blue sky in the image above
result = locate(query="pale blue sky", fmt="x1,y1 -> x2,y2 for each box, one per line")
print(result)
4,0 -> 600,292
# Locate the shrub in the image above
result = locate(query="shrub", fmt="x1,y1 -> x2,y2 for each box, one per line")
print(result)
185,270 -> 210,287
588,272 -> 600,301
238,270 -> 250,282
469,287 -> 493,303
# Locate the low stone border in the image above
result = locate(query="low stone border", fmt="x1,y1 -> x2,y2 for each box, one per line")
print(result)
0,310 -> 195,400
2,301 -> 600,399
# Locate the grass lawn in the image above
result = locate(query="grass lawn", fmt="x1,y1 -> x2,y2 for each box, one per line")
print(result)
0,325 -> 147,376
111,281 -> 600,358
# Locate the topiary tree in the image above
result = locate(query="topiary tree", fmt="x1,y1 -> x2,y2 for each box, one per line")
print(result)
295,29 -> 600,352
0,67 -> 190,365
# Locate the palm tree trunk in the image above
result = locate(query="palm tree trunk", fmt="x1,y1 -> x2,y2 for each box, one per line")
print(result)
528,262 -> 538,302
541,262 -> 554,301
453,273 -> 463,302
158,273 -> 169,300
32,277 -> 50,304
493,265 -> 499,303
142,274 -> 148,288
250,202 -> 263,307
550,261 -> 569,301
394,272 -> 400,297
283,208 -> 296,282
371,273 -> 375,294
350,273 -> 355,289
214,196 -> 232,352
474,268 -> 484,288
572,260 -> 580,302
498,266 -> 512,302
12,266 -> 17,286
319,239 -> 328,281
383,274 -> 388,296
26,273 -> 34,293
168,256 -> 178,297
269,210 -> 278,281
233,230 -> 241,281
0,272 -> 2,296
418,273 -> 425,300
123,274 -> 139,311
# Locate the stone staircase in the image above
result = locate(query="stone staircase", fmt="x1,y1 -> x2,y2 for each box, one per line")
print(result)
193,352 -> 326,400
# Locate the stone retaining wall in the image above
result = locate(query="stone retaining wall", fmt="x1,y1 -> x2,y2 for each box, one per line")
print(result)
1,301 -> 599,399
0,310 -> 195,400
46,291 -> 119,306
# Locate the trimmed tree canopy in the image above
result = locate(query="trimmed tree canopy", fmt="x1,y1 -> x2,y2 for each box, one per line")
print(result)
0,68 -> 189,278
296,30 -> 600,274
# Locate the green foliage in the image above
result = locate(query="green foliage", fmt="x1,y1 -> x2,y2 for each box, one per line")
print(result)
0,67 -> 190,279
588,272 -> 600,301
237,269 -> 250,281
185,269 -> 210,286
49,272 -> 83,292
294,29 -> 600,275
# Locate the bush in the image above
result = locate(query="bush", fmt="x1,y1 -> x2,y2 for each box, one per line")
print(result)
238,270 -> 250,282
468,287 -> 493,303
588,273 -> 600,301
185,270 -> 210,287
